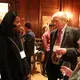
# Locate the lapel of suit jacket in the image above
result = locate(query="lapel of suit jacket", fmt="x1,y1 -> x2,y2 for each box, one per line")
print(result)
50,29 -> 58,52
61,26 -> 71,47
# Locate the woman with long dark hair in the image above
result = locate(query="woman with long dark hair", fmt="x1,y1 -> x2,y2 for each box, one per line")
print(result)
0,11 -> 30,80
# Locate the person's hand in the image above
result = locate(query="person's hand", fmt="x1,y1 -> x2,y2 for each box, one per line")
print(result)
60,66 -> 73,77
75,62 -> 80,70
77,39 -> 80,45
55,48 -> 67,56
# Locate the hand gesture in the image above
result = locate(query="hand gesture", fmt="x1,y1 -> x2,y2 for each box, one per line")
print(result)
55,48 -> 67,56
60,66 -> 72,77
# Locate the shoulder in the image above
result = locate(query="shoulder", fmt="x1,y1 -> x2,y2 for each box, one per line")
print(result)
28,31 -> 35,38
66,26 -> 79,31
50,29 -> 57,36
42,31 -> 48,37
65,26 -> 80,34
66,26 -> 80,38
24,32 -> 35,40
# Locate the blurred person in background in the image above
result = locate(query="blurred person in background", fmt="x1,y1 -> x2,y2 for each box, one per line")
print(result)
42,25 -> 48,35
41,23 -> 55,76
19,26 -> 25,45
23,23 -> 36,74
19,26 -> 25,37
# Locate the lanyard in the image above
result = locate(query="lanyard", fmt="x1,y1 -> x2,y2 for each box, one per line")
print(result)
7,37 -> 26,59
7,37 -> 20,52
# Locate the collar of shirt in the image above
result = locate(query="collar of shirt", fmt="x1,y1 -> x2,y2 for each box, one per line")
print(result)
60,24 -> 67,46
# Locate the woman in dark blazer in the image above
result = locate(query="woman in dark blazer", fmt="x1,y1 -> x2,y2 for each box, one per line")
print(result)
0,11 -> 30,80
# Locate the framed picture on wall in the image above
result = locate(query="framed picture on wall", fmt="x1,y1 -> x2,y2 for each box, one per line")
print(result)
42,16 -> 52,27
42,16 -> 52,34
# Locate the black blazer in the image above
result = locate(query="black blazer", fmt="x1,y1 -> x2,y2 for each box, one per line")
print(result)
0,35 -> 30,80
50,26 -> 80,70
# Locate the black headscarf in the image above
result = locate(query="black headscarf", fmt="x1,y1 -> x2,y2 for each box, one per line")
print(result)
0,11 -> 18,36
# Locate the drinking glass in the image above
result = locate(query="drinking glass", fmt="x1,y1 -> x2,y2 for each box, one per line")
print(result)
62,61 -> 71,76
53,45 -> 62,58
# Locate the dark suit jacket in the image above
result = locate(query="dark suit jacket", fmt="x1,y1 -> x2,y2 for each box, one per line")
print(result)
50,26 -> 80,70
24,31 -> 35,57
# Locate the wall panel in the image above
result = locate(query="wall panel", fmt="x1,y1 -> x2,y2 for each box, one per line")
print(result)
62,0 -> 80,27
41,0 -> 60,16
26,0 -> 40,37
0,0 -> 80,37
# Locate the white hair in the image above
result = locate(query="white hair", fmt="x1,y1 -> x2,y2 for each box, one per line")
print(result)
51,11 -> 68,22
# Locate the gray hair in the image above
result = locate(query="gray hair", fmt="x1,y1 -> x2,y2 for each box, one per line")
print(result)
51,11 -> 68,22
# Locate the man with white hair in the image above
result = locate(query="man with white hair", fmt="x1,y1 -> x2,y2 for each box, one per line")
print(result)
46,11 -> 80,80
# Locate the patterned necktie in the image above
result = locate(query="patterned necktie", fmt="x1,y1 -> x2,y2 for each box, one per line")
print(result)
56,30 -> 62,45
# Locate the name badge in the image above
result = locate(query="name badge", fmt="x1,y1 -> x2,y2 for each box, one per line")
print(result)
20,50 -> 26,59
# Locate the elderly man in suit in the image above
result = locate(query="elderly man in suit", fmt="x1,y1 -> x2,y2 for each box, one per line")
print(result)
46,11 -> 80,80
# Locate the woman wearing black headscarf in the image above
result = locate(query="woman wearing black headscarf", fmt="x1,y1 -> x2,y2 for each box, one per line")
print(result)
0,11 -> 30,80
